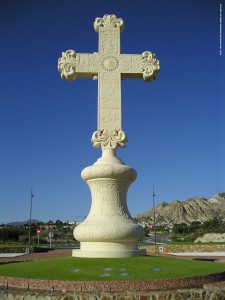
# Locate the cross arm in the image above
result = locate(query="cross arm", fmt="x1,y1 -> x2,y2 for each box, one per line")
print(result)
58,50 -> 100,81
119,52 -> 160,82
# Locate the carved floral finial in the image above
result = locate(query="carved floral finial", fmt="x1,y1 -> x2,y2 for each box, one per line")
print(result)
141,51 -> 160,82
58,50 -> 77,81
94,14 -> 124,33
92,129 -> 128,150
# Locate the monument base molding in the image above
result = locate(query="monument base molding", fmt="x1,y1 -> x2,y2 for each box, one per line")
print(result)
72,241 -> 146,258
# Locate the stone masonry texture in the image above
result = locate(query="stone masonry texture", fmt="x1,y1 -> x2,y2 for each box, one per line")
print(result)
1,288 -> 225,300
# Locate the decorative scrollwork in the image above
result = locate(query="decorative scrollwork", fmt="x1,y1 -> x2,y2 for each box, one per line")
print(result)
94,14 -> 124,33
141,51 -> 160,82
92,129 -> 128,149
58,50 -> 77,81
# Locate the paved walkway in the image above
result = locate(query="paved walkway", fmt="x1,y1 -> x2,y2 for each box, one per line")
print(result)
0,253 -> 27,258
0,249 -> 72,263
169,252 -> 225,257
1,249 -> 225,263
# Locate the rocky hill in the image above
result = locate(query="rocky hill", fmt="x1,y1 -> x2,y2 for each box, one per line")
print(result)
136,193 -> 225,225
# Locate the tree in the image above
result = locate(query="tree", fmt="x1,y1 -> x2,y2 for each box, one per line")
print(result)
55,219 -> 63,229
0,228 -> 19,242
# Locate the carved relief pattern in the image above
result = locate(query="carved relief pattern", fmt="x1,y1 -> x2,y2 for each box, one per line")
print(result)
98,182 -> 124,217
101,72 -> 119,104
119,55 -> 131,71
101,29 -> 119,38
131,55 -> 142,71
76,54 -> 99,73
94,14 -> 124,32
88,54 -> 100,72
94,185 -> 128,219
91,129 -> 127,149
101,39 -> 118,54
58,50 -> 77,81
99,109 -> 120,129
78,54 -> 89,71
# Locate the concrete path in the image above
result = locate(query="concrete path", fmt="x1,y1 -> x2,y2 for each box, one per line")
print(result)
0,249 -> 72,263
0,253 -> 27,258
169,252 -> 225,256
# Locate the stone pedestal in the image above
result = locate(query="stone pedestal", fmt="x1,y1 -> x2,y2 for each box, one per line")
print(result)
73,149 -> 145,258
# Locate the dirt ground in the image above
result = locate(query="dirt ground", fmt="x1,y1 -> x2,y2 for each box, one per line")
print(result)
1,249 -> 225,264
0,249 -> 72,263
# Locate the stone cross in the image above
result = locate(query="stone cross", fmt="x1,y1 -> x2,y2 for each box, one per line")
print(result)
57,14 -> 160,258
58,14 -> 160,150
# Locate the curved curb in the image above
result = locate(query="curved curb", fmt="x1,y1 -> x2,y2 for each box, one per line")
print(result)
1,271 -> 225,292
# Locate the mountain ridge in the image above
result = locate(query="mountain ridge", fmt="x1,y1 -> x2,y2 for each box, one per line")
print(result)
136,193 -> 225,225
7,219 -> 43,226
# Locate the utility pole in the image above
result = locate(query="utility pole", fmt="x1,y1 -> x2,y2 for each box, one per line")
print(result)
152,185 -> 156,245
28,187 -> 34,247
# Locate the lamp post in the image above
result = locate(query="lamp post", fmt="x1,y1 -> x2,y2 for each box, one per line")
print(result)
28,187 -> 34,247
152,186 -> 156,245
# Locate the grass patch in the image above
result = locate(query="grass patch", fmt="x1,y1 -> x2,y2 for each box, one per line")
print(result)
1,256 -> 225,281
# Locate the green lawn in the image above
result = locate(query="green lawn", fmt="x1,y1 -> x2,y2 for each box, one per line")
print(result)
1,256 -> 225,281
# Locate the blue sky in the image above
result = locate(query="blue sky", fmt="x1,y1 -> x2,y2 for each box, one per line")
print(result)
1,0 -> 224,224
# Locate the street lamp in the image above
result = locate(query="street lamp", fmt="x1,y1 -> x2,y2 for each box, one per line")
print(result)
28,187 -> 34,247
152,185 -> 156,245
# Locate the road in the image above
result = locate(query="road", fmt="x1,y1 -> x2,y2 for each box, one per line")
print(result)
140,234 -> 171,245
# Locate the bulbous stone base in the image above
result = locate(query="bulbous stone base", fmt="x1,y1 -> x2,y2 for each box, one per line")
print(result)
73,149 -> 145,258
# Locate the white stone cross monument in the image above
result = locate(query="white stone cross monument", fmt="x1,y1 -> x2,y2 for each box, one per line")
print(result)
58,14 -> 160,258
